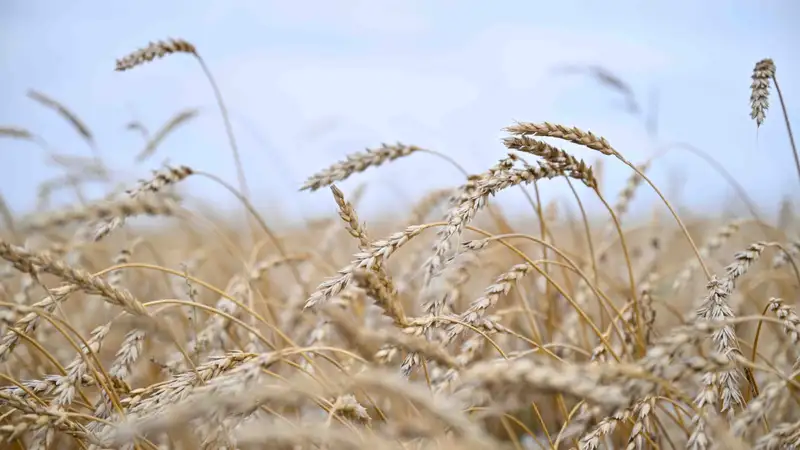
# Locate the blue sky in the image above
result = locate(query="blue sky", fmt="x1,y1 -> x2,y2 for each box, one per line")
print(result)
1,0 -> 798,224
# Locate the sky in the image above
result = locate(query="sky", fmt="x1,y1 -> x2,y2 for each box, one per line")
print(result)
1,0 -> 798,225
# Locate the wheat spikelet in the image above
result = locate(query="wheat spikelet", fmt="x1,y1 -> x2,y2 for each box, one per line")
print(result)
352,269 -> 406,327
21,196 -> 177,233
304,225 -> 426,310
505,121 -> 617,157
27,90 -> 94,144
0,240 -> 152,319
673,219 -> 743,292
136,108 -> 200,162
0,126 -> 34,140
750,58 -> 775,127
446,263 -> 532,343
753,419 -> 800,449
115,38 -> 197,71
301,143 -> 423,191
126,165 -> 194,197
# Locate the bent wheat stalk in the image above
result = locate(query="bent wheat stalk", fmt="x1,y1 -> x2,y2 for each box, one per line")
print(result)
115,38 -> 252,225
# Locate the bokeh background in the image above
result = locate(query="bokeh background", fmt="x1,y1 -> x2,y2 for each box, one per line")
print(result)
2,0 -> 798,224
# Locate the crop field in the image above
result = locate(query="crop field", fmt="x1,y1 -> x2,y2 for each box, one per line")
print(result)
0,37 -> 799,450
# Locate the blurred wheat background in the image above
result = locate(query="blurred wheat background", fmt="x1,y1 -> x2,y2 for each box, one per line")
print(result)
1,1 -> 799,449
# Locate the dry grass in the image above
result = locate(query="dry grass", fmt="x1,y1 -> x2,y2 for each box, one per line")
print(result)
0,41 -> 799,450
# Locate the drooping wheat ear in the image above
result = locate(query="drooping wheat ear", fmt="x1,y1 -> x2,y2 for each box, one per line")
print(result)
87,165 -> 191,240
446,263 -> 533,343
0,240 -> 151,319
301,143 -> 422,191
749,59 -> 775,128
352,269 -> 406,327
457,358 -> 630,411
672,219 -> 743,292
136,108 -> 200,162
443,154 -> 518,213
767,298 -> 800,365
609,159 -> 651,225
330,184 -> 370,249
330,184 -> 398,304
510,120 -> 711,277
579,407 -> 631,450
304,224 -> 428,310
21,195 -> 177,233
328,394 -> 372,426
731,378 -> 789,439
624,397 -> 655,450
86,327 -> 147,435
0,126 -> 34,140
446,157 -> 595,244
92,199 -> 178,242
423,152 -> 593,290
0,370 -> 94,399
115,352 -> 269,431
115,39 -> 197,71
419,155 -> 518,287
116,38 -> 251,227
557,64 -> 641,114
26,90 -> 95,148
53,324 -> 110,407
504,121 -> 618,158
0,395 -> 94,446
723,241 -> 767,285
503,135 -> 600,174
754,419 -> 800,449
108,237 -> 142,289
0,285 -> 77,362
126,165 -> 194,198
772,239 -> 799,269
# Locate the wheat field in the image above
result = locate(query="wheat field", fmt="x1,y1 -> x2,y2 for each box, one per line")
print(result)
0,39 -> 799,450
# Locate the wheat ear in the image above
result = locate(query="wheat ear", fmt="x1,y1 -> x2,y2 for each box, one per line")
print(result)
115,38 -> 251,223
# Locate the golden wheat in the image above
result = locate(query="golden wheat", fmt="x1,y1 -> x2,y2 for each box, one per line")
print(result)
0,49 -> 799,450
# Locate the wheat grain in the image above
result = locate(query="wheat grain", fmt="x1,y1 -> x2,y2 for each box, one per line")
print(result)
301,143 -> 423,191
750,59 -> 776,127
115,39 -> 197,71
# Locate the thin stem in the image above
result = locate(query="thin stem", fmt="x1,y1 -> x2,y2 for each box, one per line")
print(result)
195,56 -> 249,199
593,188 -> 644,353
565,178 -> 598,285
195,55 -> 257,246
531,181 -> 554,336
417,148 -> 469,177
772,75 -> 800,186
624,161 -> 712,279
